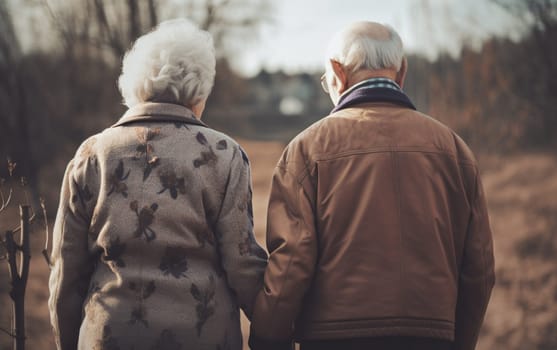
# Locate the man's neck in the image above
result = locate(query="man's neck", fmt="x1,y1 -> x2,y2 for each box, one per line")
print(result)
332,75 -> 415,113
347,69 -> 397,88
340,75 -> 400,101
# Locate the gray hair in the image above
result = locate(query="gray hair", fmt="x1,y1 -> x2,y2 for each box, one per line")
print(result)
327,23 -> 404,74
118,19 -> 216,108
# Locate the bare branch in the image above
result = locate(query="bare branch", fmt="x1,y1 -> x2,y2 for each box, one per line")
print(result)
4,206 -> 32,349
201,0 -> 217,31
4,233 -> 19,286
0,159 -> 16,211
0,239 -> 7,261
0,0 -> 22,63
10,213 -> 36,234
18,206 -> 31,292
0,326 -> 15,338
92,0 -> 125,56
40,0 -> 77,53
127,0 -> 140,41
147,0 -> 158,28
0,187 -> 14,212
40,197 -> 51,267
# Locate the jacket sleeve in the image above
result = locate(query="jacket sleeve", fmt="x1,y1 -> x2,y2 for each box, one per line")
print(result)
48,156 -> 97,350
250,141 -> 318,341
454,169 -> 495,350
215,146 -> 268,319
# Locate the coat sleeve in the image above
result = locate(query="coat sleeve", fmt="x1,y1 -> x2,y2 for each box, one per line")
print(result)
215,146 -> 268,319
250,140 -> 318,341
48,156 -> 98,350
454,169 -> 495,350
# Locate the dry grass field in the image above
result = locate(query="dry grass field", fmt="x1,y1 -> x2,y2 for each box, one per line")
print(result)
1,139 -> 556,349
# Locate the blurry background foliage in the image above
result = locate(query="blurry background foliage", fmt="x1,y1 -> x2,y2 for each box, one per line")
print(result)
1,0 -> 557,349
0,0 -> 556,210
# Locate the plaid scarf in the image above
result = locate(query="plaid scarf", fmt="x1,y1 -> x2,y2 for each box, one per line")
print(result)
331,77 -> 416,113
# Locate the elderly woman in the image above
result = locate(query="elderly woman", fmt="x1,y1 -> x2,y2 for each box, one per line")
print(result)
48,19 -> 267,350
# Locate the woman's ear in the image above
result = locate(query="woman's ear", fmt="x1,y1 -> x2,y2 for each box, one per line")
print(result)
191,99 -> 207,119
396,57 -> 408,88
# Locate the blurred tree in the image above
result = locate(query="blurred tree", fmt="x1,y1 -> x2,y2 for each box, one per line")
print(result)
492,0 -> 557,145
1,0 -> 271,212
41,0 -> 271,59
0,1 -> 40,208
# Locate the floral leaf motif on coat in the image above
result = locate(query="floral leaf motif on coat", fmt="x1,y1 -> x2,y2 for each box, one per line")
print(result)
129,304 -> 148,327
107,160 -> 131,197
237,186 -> 254,228
130,200 -> 158,242
133,127 -> 161,181
77,137 -> 99,172
151,329 -> 182,350
216,140 -> 228,150
238,234 -> 267,259
190,275 -> 216,336
93,325 -> 120,350
193,150 -> 217,168
193,133 -> 229,168
174,122 -> 190,130
238,236 -> 252,256
159,246 -> 189,278
196,132 -> 209,145
71,180 -> 94,209
195,230 -> 215,248
103,236 -> 127,267
128,280 -> 156,328
158,168 -> 186,199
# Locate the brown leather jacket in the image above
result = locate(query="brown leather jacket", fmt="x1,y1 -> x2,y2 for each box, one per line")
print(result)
251,102 -> 495,350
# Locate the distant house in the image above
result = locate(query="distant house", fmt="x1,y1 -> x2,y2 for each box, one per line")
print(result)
205,66 -> 332,141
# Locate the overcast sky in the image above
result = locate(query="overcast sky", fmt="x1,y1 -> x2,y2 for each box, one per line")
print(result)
230,0 -> 523,76
9,0 -> 523,77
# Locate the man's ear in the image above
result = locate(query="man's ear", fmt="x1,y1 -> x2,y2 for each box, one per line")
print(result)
396,57 -> 408,88
330,59 -> 348,94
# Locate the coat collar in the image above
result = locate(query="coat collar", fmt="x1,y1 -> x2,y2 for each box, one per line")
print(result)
112,102 -> 208,128
331,78 -> 416,113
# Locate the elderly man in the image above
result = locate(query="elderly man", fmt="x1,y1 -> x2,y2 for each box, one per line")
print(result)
249,21 -> 494,350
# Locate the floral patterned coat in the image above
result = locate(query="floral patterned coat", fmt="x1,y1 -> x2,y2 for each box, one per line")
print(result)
48,102 -> 268,350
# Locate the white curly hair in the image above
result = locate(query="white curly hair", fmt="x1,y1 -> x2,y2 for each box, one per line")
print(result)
118,18 -> 216,108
